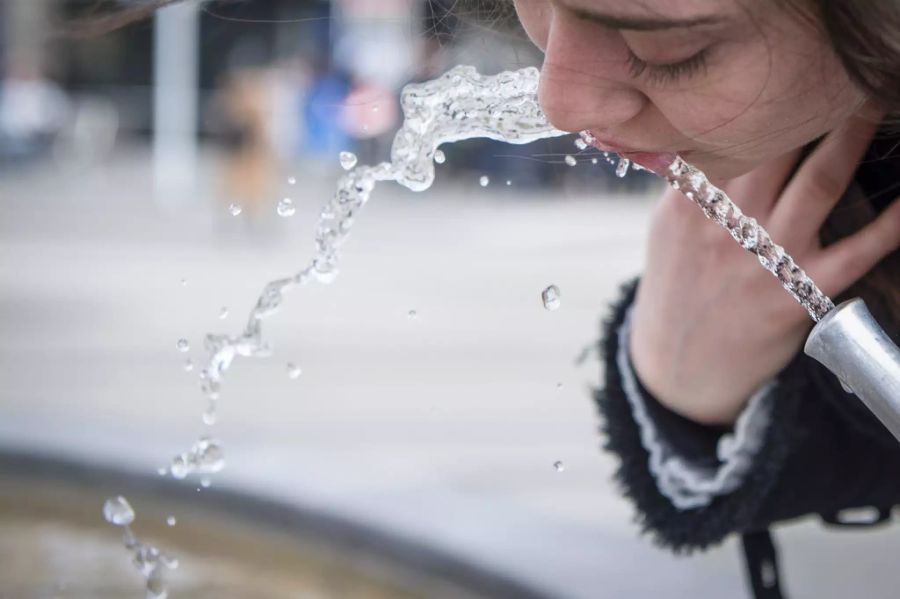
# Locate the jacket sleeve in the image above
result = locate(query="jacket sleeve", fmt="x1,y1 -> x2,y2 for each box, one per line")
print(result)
593,278 -> 900,554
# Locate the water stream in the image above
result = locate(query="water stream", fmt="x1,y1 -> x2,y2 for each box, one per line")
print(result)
655,155 -> 834,320
103,64 -> 834,598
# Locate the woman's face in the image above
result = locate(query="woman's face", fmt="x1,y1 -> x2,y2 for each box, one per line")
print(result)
514,0 -> 867,182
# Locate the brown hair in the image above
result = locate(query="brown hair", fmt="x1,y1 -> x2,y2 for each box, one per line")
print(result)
58,0 -> 185,39
781,0 -> 900,337
807,0 -> 900,115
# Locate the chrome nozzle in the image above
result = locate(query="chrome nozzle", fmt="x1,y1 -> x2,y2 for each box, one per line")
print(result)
804,298 -> 900,443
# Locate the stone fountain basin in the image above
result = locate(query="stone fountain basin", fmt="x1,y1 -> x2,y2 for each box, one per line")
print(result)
0,450 -> 550,599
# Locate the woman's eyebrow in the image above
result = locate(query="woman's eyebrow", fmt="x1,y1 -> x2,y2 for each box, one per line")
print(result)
562,4 -> 725,31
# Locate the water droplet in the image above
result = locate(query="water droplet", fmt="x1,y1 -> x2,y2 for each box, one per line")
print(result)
228,203 -> 242,216
170,458 -> 188,479
564,155 -> 577,167
615,157 -> 631,178
218,306 -> 229,319
200,477 -> 212,488
202,408 -> 217,426
553,460 -> 565,472
103,496 -> 135,526
277,198 -> 296,217
407,309 -> 417,320
556,382 -> 563,390
176,338 -> 190,353
574,138 -> 588,151
372,104 -> 380,113
169,436 -> 225,480
541,285 -> 561,311
287,176 -> 296,185
157,467 -> 167,476
479,175 -> 490,187
339,151 -> 358,170
179,278 -> 188,287
591,158 -> 599,165
287,363 -> 302,379
183,359 -> 194,372
505,180 -> 512,186
433,149 -> 446,164
166,516 -> 176,526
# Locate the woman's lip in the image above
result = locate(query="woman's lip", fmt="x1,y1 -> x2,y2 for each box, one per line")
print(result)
584,132 -> 640,153
581,132 -> 677,174
620,151 -> 677,175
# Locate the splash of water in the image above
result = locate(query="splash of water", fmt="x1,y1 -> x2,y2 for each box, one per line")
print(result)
103,496 -> 178,599
188,65 -> 567,444
169,436 -> 225,479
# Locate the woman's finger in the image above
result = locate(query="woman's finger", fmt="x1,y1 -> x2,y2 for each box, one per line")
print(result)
771,112 -> 881,238
727,147 -> 803,219
812,197 -> 900,298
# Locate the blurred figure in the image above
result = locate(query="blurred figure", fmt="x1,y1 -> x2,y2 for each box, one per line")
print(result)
220,67 -> 279,221
341,78 -> 398,165
301,56 -> 351,161
269,56 -> 313,164
0,64 -> 70,165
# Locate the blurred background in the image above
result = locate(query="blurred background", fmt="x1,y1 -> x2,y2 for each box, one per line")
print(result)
0,1 -> 897,598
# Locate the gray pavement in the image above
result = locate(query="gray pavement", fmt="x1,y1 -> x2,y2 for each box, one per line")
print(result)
1,146 -> 897,598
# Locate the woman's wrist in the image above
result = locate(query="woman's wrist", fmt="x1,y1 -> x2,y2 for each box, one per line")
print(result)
628,321 -> 750,427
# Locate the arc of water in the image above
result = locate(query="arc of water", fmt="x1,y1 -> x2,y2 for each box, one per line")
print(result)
196,65 -> 569,430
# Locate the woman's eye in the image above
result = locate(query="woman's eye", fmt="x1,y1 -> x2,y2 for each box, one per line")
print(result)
625,48 -> 709,84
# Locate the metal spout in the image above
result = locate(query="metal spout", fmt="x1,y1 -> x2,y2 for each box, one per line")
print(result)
804,298 -> 900,442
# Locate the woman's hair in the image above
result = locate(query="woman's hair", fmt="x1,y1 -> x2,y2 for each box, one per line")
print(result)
778,0 -> 900,337
59,0 -> 185,39
783,0 -> 900,117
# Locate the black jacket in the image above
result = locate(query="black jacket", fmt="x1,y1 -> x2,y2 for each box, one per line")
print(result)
592,132 -> 900,598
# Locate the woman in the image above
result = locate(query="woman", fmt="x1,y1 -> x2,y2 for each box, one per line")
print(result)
512,1 -> 899,597
67,0 -> 897,595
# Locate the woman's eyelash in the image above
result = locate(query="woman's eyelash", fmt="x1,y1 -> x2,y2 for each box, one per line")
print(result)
625,49 -> 709,84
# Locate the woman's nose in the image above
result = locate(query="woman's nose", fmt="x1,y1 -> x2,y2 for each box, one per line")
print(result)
537,14 -> 645,134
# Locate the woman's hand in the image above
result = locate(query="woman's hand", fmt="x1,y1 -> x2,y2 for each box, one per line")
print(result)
629,113 -> 900,425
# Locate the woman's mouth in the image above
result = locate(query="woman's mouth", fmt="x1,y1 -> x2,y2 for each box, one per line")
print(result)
581,131 -> 677,175
619,151 -> 677,174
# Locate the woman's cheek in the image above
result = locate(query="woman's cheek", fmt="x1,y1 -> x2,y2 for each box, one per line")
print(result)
649,65 -> 775,150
